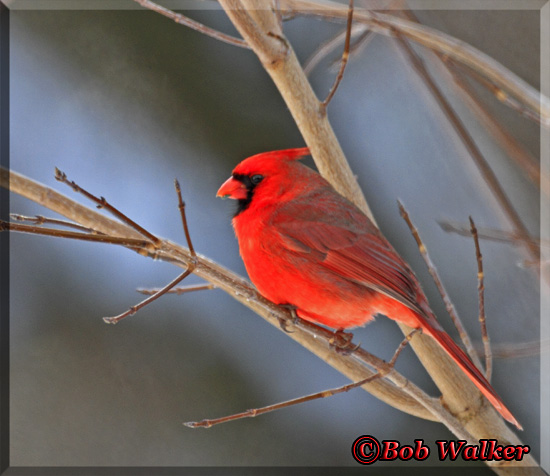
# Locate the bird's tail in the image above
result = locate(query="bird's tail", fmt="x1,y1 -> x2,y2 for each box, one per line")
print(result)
422,321 -> 521,429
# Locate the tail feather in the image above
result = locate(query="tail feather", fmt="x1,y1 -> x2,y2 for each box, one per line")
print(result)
425,324 -> 521,429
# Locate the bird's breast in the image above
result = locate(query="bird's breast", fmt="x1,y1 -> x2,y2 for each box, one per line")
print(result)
233,213 -> 382,329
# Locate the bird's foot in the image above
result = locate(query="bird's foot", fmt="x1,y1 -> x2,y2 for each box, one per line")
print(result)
277,304 -> 299,333
329,328 -> 360,355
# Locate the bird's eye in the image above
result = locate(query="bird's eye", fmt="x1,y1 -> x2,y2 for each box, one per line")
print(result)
250,174 -> 264,185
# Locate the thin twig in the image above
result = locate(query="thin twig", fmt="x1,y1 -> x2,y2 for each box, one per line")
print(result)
55,168 -> 160,245
470,217 -> 492,381
137,283 -> 215,295
303,24 -> 370,76
310,0 -> 403,76
0,221 -> 150,248
439,220 -> 546,247
175,179 -> 196,257
400,8 -> 548,196
132,0 -> 250,49
477,339 -> 550,360
329,28 -> 372,69
4,0 -> 535,449
397,201 -> 482,370
444,57 -> 543,126
103,268 -> 194,324
51,170 -> 200,324
321,0 -> 354,109
398,8 -> 544,131
10,213 -> 101,234
133,0 -> 550,125
103,180 -> 199,324
186,370 -> 386,428
185,329 -> 420,428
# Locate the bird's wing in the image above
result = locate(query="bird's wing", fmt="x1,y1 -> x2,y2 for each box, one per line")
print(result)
271,194 -> 426,317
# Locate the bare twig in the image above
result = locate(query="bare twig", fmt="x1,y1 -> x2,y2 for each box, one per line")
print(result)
103,268 -> 194,324
439,220 -> 546,247
399,8 -> 543,130
444,57 -> 543,126
303,24 -> 371,76
186,366 -> 387,428
5,167 -> 535,464
320,0 -> 354,109
185,329 -> 420,428
131,0 -> 550,124
98,179 -> 199,324
0,221 -> 150,248
142,0 -> 548,125
175,179 -> 196,258
10,213 -> 100,234
46,171 -> 201,324
397,201 -> 482,370
137,283 -> 215,295
478,339 -> 550,360
4,3 -> 538,465
55,168 -> 160,245
132,0 -> 250,49
470,217 -> 492,382
330,27 -> 373,68
101,180 -> 200,324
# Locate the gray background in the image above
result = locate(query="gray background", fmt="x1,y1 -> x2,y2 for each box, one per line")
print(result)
7,2 -> 542,470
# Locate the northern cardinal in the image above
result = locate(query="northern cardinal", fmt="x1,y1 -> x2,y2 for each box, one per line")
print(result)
217,147 -> 520,429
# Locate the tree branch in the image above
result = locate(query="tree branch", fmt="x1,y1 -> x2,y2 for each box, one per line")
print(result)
1,167 -> 437,422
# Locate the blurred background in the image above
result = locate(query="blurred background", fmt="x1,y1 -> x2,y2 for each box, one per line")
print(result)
6,0 -> 543,471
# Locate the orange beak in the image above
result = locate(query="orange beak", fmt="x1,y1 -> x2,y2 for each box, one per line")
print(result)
216,176 -> 248,200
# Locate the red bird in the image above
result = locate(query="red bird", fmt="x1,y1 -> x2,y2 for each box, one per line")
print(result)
217,147 -> 520,429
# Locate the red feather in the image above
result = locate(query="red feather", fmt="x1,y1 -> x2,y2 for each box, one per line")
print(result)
217,148 -> 521,429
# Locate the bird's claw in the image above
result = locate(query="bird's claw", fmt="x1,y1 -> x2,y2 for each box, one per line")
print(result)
329,328 -> 360,355
277,304 -> 299,333
277,315 -> 295,333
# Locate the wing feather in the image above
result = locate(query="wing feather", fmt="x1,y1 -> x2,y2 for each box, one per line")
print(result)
271,191 -> 425,316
